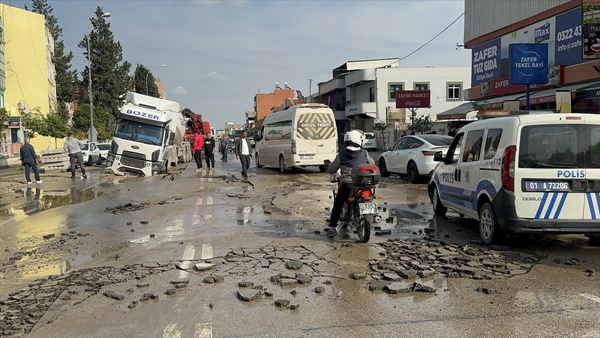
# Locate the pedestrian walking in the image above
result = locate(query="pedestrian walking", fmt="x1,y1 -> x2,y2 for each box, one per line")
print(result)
235,131 -> 252,180
19,138 -> 42,184
192,132 -> 205,172
204,133 -> 216,170
219,138 -> 228,161
63,132 -> 87,179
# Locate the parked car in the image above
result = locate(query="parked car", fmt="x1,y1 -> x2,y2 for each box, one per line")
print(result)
81,142 -> 102,166
96,143 -> 111,161
378,134 -> 453,183
363,132 -> 377,151
428,112 -> 600,245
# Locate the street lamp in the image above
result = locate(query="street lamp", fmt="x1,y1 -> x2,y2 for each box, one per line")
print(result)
87,12 -> 110,142
146,64 -> 166,95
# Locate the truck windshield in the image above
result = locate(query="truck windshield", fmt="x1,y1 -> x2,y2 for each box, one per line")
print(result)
115,120 -> 163,145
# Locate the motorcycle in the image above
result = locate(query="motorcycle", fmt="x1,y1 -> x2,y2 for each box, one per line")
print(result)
330,164 -> 382,243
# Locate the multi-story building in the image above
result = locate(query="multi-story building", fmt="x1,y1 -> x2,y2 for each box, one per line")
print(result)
253,84 -> 294,128
1,4 -> 56,155
464,0 -> 600,114
316,58 -> 471,147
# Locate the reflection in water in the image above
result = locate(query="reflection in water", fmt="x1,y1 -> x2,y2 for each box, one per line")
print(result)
192,195 -> 214,226
237,205 -> 254,225
1,187 -> 103,222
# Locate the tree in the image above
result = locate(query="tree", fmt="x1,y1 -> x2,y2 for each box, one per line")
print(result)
408,114 -> 433,134
79,6 -> 131,116
20,110 -> 46,139
43,113 -> 70,148
373,119 -> 388,150
72,104 -> 113,141
133,64 -> 160,97
30,0 -> 78,121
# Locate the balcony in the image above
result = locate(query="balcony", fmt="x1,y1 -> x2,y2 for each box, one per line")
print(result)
319,78 -> 345,95
345,69 -> 376,88
345,102 -> 376,118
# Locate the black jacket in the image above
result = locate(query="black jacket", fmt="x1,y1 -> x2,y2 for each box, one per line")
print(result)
326,148 -> 374,184
20,144 -> 38,165
204,137 -> 215,152
235,137 -> 252,156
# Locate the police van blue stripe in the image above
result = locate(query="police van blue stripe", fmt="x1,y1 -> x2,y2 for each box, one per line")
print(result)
544,193 -> 559,219
595,193 -> 600,219
587,193 -> 597,220
553,193 -> 568,219
535,192 -> 549,219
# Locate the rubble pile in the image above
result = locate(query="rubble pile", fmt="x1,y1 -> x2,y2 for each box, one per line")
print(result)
104,202 -> 152,214
369,239 -> 544,282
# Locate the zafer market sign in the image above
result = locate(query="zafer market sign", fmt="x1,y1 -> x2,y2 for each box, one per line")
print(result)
396,90 -> 431,109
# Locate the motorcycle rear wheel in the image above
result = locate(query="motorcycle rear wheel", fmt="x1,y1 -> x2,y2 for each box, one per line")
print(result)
357,217 -> 371,243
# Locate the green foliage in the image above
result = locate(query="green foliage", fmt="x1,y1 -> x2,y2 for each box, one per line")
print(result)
42,113 -> 69,139
72,104 -> 113,140
20,110 -> 46,138
134,64 -> 160,97
78,6 -> 132,117
408,114 -> 433,134
0,108 -> 8,122
373,120 -> 388,132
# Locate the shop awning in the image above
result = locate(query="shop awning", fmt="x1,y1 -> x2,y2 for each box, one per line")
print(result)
523,82 -> 595,105
474,93 -> 525,110
436,102 -> 477,120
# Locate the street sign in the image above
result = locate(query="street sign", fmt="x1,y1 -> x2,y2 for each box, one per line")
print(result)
509,44 -> 549,84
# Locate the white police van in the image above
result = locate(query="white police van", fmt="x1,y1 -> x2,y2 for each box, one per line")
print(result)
428,112 -> 600,245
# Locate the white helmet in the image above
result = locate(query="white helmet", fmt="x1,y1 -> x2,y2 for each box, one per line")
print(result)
344,130 -> 364,150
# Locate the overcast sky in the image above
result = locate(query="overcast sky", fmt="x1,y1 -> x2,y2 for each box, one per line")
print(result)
11,0 -> 470,130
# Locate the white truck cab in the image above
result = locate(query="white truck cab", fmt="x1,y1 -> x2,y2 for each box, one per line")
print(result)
428,112 -> 600,245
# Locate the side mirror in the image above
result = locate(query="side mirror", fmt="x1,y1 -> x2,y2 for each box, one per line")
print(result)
168,132 -> 175,145
433,151 -> 445,162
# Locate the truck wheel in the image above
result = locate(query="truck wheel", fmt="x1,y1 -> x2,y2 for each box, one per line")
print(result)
97,156 -> 103,165
431,186 -> 447,216
255,153 -> 263,168
279,156 -> 286,173
479,202 -> 505,245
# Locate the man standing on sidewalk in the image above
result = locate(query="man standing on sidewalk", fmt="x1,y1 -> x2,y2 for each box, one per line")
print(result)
19,138 -> 42,184
204,133 -> 216,171
235,130 -> 252,180
192,132 -> 205,172
63,133 -> 87,179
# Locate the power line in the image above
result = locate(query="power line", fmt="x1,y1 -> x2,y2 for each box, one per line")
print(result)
400,12 -> 465,61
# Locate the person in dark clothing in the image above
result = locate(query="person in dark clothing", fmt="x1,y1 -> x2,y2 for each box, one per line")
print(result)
192,132 -> 204,172
20,138 -> 42,184
235,131 -> 252,180
204,133 -> 216,170
219,138 -> 228,161
447,124 -> 457,137
325,130 -> 374,238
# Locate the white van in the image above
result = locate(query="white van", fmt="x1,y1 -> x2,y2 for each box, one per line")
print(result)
428,112 -> 600,245
255,103 -> 338,173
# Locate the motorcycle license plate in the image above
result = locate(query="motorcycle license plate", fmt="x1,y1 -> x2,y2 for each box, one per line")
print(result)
359,203 -> 378,215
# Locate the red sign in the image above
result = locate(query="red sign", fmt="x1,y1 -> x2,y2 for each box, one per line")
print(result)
396,90 -> 430,108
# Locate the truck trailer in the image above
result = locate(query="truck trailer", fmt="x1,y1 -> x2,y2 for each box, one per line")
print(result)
106,92 -> 191,176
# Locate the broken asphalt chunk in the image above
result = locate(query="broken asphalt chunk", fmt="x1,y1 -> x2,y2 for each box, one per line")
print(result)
237,289 -> 261,302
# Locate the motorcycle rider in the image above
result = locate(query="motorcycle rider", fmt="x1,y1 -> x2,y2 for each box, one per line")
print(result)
325,129 -> 374,238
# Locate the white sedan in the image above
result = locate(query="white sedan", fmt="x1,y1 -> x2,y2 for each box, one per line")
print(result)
378,134 -> 453,183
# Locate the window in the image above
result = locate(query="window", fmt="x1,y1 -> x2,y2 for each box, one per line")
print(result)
483,129 -> 503,160
369,87 -> 375,102
463,130 -> 484,162
414,83 -> 429,91
389,83 -> 404,100
447,83 -> 462,100
446,133 -> 464,164
518,125 -> 583,168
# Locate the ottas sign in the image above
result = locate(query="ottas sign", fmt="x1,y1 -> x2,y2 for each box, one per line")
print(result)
509,43 -> 549,84
396,90 -> 431,108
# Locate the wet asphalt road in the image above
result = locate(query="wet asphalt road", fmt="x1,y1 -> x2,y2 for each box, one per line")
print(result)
0,157 -> 599,337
